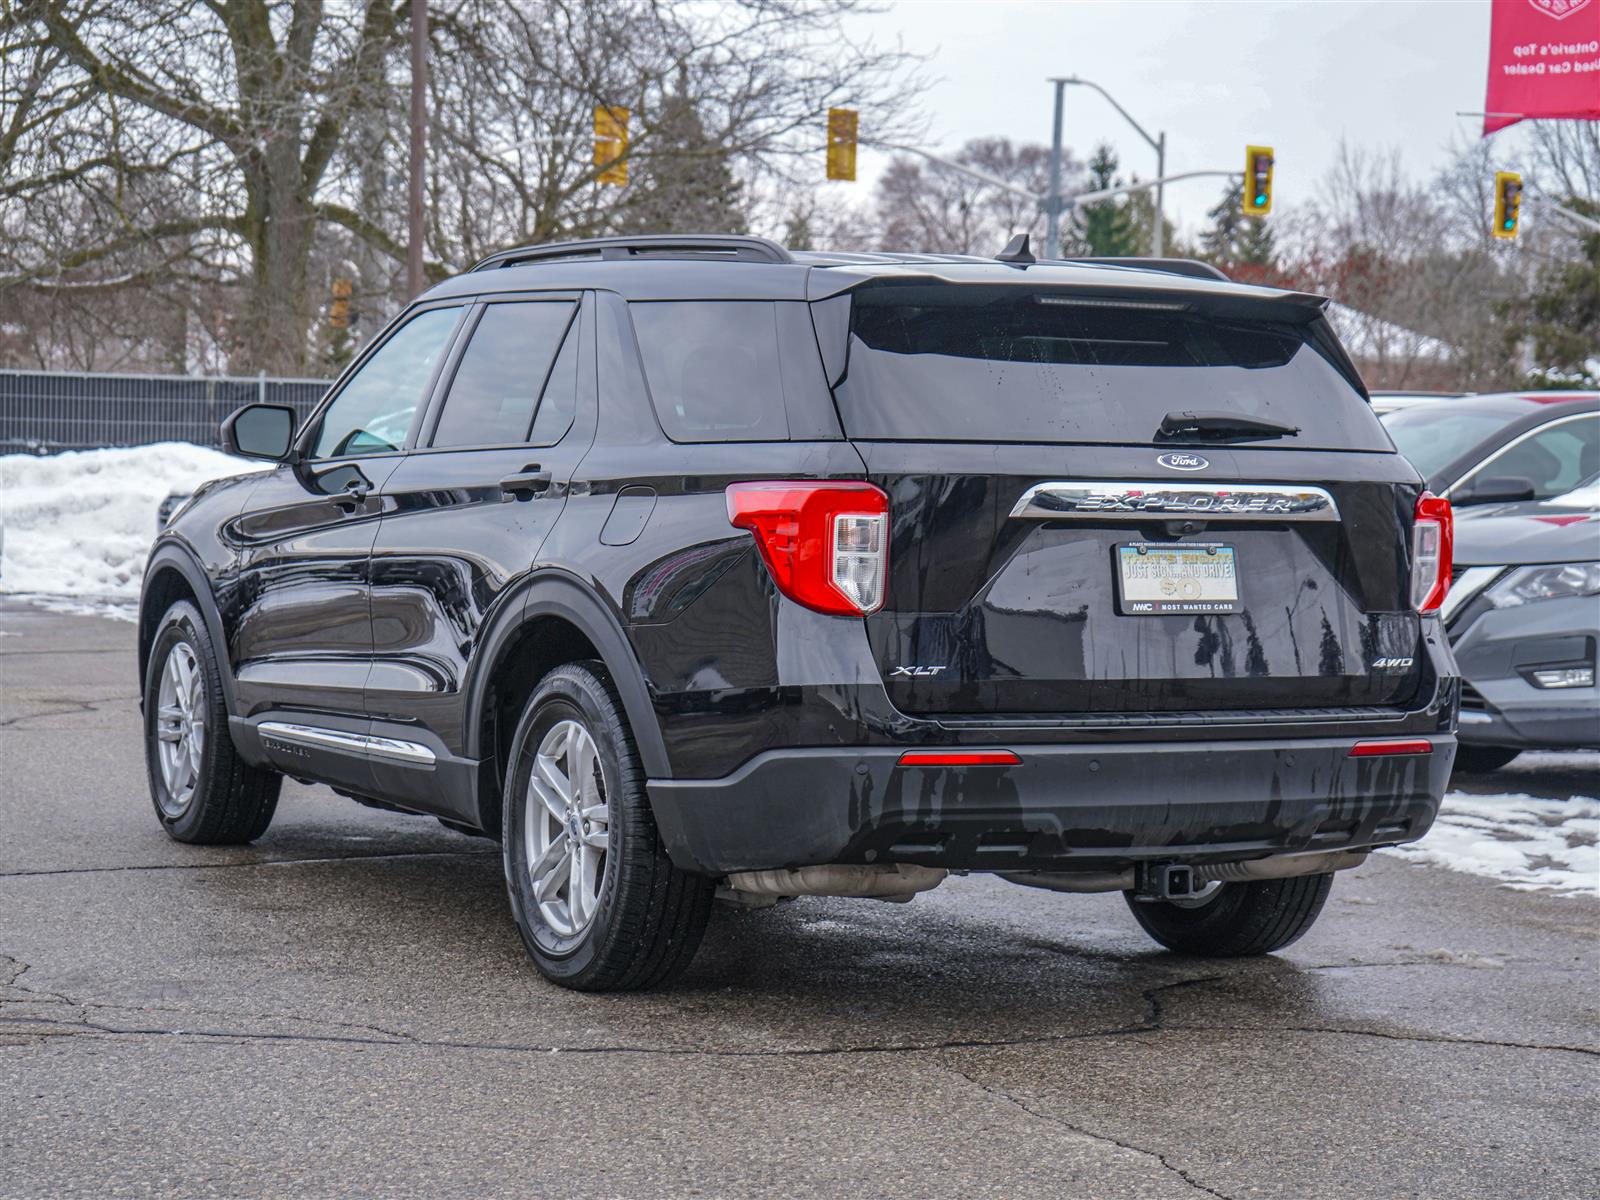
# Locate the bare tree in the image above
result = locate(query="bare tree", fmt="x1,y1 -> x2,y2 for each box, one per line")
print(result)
874,137 -> 1067,255
0,0 -> 922,373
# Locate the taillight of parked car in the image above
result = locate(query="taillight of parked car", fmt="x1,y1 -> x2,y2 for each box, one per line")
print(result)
1411,492 -> 1453,612
725,481 -> 889,615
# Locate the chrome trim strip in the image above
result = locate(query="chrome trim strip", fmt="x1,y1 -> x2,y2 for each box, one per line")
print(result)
1440,565 -> 1503,622
1009,481 -> 1341,522
258,721 -> 437,768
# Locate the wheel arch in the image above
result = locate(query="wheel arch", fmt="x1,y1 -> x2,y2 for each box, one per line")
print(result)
139,542 -> 237,713
466,570 -> 669,835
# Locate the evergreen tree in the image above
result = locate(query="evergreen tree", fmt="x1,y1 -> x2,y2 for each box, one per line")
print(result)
617,69 -> 747,235
1068,143 -> 1142,257
1199,181 -> 1277,280
1501,201 -> 1600,387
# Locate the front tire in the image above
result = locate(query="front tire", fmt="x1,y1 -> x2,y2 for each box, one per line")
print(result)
1124,873 -> 1334,957
502,662 -> 713,991
143,601 -> 280,844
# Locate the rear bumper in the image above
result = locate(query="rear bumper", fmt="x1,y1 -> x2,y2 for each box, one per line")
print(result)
648,734 -> 1454,875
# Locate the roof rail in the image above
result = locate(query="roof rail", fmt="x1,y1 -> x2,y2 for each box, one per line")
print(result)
1062,256 -> 1232,283
470,234 -> 794,271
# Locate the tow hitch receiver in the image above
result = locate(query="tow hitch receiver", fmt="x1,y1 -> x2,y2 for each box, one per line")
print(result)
1136,863 -> 1196,901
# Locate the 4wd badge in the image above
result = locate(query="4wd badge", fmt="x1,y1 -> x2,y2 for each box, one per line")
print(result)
1156,452 -> 1209,472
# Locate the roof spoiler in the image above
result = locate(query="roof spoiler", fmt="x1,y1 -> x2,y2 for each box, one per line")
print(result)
1061,256 -> 1230,283
470,234 -> 794,271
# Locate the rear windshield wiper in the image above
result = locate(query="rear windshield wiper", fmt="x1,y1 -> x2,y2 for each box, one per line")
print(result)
1156,410 -> 1301,442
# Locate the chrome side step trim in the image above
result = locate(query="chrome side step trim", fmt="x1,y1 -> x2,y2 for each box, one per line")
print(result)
258,721 -> 437,768
1009,481 -> 1341,522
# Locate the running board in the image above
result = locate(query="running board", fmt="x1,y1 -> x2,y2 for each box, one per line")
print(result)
257,721 -> 437,768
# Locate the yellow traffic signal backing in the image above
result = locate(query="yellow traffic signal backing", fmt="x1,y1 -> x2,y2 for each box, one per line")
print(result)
827,108 -> 858,182
1492,171 -> 1523,240
594,105 -> 629,186
329,277 -> 353,330
1243,145 -> 1274,216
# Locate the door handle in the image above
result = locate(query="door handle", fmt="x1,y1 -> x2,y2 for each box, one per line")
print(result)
334,477 -> 371,513
499,464 -> 551,500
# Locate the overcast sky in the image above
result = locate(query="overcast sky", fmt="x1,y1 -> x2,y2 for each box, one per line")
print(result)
840,0 -> 1517,236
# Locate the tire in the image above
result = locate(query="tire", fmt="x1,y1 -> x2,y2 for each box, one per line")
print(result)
1453,745 -> 1521,774
143,601 -> 280,844
1124,872 -> 1334,957
502,661 -> 714,991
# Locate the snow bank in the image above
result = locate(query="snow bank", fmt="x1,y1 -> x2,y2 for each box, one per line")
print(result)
1383,789 -> 1599,896
0,444 -> 265,604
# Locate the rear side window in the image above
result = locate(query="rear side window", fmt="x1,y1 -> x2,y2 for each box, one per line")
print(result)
630,301 -> 789,442
430,301 -> 575,448
832,285 -> 1391,450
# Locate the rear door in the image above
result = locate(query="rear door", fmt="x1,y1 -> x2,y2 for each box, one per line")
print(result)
364,292 -> 595,809
828,281 -> 1427,718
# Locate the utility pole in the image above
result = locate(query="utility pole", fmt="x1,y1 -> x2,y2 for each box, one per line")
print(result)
407,0 -> 428,297
1044,81 -> 1067,258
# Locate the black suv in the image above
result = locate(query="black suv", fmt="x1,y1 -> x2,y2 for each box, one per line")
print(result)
139,234 -> 1458,991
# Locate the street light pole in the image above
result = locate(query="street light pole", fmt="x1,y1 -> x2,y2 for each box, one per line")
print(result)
1045,80 -> 1066,258
1058,76 -> 1165,257
407,0 -> 428,297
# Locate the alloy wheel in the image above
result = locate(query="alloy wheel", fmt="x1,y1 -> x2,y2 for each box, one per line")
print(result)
154,641 -> 206,817
524,719 -> 612,938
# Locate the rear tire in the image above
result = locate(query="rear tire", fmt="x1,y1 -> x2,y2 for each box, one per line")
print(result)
1452,745 -> 1521,774
143,601 -> 280,844
502,661 -> 714,991
1124,873 -> 1334,957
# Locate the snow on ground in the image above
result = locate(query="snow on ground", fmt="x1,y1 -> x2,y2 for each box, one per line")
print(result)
0,444 -> 264,613
1384,787 -> 1599,896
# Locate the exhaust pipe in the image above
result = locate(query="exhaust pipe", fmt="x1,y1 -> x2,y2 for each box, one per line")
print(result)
722,863 -> 947,902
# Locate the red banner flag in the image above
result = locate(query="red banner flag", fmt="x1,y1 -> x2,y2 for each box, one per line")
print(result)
1483,0 -> 1600,135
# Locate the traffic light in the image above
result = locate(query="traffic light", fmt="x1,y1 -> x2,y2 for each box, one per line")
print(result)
1243,145 -> 1274,216
1492,171 -> 1522,240
329,277 -> 353,330
827,107 -> 858,182
594,105 -> 629,186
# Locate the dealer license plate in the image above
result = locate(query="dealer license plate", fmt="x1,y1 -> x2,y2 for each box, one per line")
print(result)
1116,542 -> 1239,615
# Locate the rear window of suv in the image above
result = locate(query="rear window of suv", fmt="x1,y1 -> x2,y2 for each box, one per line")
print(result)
831,284 -> 1391,450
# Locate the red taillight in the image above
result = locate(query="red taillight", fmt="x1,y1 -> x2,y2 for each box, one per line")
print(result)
1411,492 -> 1453,612
725,481 -> 888,616
897,750 -> 1021,766
1349,739 -> 1433,757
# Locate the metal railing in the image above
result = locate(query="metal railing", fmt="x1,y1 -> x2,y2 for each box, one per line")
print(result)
0,368 -> 332,453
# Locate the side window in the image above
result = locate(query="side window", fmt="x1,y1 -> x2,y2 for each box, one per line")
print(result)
1483,417 -> 1600,499
312,306 -> 461,458
430,301 -> 576,448
630,301 -> 789,442
529,317 -> 579,445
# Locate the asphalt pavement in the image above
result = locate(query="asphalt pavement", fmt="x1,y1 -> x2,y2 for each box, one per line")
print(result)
1,600 -> 1596,1199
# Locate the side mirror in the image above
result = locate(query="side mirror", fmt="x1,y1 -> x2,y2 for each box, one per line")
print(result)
223,403 -> 297,462
1452,475 -> 1537,506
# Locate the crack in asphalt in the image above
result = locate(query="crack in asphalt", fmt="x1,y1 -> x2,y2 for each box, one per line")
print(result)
0,694 -> 138,730
2,979 -> 1592,1061
0,849 -> 498,879
939,1061 -> 1235,1200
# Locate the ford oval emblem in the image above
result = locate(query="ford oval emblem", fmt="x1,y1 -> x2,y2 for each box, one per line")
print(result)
1157,452 -> 1210,472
